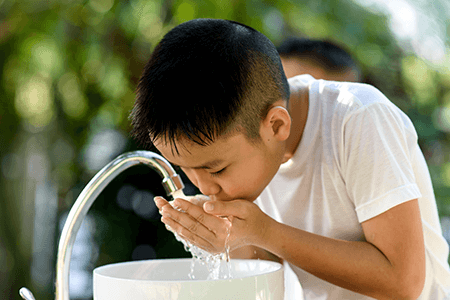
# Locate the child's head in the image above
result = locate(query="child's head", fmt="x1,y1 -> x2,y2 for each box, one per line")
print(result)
131,18 -> 290,150
277,37 -> 362,82
130,19 -> 291,201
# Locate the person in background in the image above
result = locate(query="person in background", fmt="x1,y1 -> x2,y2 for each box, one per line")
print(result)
277,37 -> 362,82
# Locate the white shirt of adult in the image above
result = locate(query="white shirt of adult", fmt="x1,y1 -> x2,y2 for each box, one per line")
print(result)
255,74 -> 450,299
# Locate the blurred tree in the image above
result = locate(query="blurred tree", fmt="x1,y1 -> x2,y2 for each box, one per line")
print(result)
1,0 -> 449,299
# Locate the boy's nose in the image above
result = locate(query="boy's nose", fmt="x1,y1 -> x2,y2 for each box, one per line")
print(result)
195,173 -> 221,197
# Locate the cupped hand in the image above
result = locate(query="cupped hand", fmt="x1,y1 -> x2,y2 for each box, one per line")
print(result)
154,196 -> 232,254
203,200 -> 272,250
154,196 -> 273,254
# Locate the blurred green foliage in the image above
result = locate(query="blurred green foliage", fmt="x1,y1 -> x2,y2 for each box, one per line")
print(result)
1,0 -> 450,299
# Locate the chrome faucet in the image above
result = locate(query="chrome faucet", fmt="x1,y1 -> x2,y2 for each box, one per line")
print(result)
20,151 -> 185,300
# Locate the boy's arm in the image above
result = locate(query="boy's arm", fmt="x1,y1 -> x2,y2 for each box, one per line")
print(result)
224,198 -> 425,300
230,245 -> 281,263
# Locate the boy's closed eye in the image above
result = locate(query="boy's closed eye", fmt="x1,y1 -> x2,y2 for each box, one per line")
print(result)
210,167 -> 227,177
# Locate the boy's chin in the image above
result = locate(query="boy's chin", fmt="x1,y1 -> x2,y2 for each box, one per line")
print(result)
236,194 -> 261,203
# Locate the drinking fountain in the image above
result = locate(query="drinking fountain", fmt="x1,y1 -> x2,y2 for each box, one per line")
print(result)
20,150 -> 284,300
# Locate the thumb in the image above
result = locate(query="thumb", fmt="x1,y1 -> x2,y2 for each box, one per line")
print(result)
203,200 -> 252,219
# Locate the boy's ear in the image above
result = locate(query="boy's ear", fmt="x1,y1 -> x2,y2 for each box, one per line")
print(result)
261,105 -> 291,141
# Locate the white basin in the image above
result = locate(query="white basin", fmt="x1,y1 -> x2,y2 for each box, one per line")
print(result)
93,258 -> 284,300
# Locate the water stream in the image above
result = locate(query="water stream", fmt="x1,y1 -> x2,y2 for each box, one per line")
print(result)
172,216 -> 232,280
168,192 -> 233,280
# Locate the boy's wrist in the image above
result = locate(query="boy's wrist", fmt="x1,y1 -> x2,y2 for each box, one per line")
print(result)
252,215 -> 280,251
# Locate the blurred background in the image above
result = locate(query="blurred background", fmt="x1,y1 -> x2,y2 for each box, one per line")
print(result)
1,0 -> 450,299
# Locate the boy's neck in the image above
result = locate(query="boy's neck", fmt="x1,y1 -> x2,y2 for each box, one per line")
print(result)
283,84 -> 309,162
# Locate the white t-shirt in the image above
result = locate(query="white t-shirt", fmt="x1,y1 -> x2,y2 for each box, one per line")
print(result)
255,75 -> 450,300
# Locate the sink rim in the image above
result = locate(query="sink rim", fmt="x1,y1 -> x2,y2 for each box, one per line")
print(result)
94,258 -> 284,283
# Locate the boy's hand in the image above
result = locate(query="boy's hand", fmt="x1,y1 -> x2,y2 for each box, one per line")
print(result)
203,200 -> 272,250
154,196 -> 272,254
154,196 -> 231,253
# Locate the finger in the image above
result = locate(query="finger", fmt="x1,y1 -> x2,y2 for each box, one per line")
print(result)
203,200 -> 254,219
154,196 -> 170,211
161,203 -> 218,240
172,198 -> 224,232
189,194 -> 211,206
161,214 -> 216,252
172,194 -> 209,208
160,207 -> 222,253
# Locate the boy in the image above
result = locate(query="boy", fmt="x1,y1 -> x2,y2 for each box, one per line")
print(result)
130,19 -> 450,299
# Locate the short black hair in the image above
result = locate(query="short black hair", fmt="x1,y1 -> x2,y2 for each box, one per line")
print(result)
130,18 -> 290,150
277,37 -> 361,80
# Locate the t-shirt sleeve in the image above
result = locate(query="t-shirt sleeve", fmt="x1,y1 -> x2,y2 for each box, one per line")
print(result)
342,98 -> 422,222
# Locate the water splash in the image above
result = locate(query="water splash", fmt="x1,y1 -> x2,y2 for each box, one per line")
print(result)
168,194 -> 233,280
171,217 -> 233,280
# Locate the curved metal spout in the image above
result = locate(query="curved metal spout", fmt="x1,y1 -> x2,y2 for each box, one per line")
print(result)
20,151 -> 185,300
